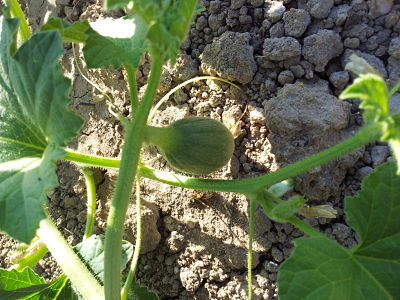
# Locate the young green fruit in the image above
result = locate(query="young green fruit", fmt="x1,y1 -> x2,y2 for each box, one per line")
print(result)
144,117 -> 235,175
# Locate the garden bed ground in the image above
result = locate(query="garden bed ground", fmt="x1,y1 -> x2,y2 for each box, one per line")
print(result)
1,0 -> 399,299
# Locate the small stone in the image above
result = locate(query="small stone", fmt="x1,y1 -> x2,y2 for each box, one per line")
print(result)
239,15 -> 253,24
266,1 -> 286,23
271,247 -> 283,262
250,0 -> 264,7
195,15 -> 208,31
249,107 -> 267,125
283,8 -> 311,37
209,0 -> 221,14
389,37 -> 400,59
200,31 -> 257,84
264,260 -> 279,272
308,0 -> 334,19
302,30 -> 343,72
368,0 -> 393,18
356,166 -> 374,179
231,0 -> 245,10
262,37 -> 301,61
344,37 -> 360,49
173,89 -> 188,105
371,145 -> 390,167
269,21 -> 285,38
329,71 -> 349,90
332,223 -> 352,243
208,14 -> 225,32
277,70 -> 294,85
289,64 -> 305,78
330,4 -> 351,26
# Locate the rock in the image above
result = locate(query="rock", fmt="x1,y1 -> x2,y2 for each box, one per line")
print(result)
168,52 -> 199,82
308,0 -> 334,19
388,56 -> 400,85
332,223 -> 352,243
277,70 -> 295,85
344,37 -> 360,49
356,166 -> 374,179
329,71 -> 349,90
250,0 -> 264,7
124,201 -> 161,253
208,13 -> 225,32
249,107 -> 267,125
370,145 -> 390,167
269,21 -> 285,38
209,0 -> 221,14
330,4 -> 351,26
262,37 -> 301,61
283,8 -> 311,37
342,49 -> 388,78
200,31 -> 257,84
389,37 -> 400,59
230,0 -> 245,10
263,81 -> 363,201
389,93 -> 400,114
302,30 -> 343,72
265,1 -> 286,22
195,15 -> 208,31
368,0 -> 393,18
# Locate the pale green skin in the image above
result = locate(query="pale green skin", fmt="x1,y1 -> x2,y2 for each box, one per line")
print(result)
145,117 -> 235,175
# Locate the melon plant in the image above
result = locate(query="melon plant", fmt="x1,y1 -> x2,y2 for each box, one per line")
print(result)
0,1 -> 399,300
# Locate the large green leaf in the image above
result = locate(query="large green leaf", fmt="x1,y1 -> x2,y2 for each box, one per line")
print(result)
278,162 -> 400,299
0,268 -> 76,299
104,0 -> 198,63
40,17 -> 148,69
0,17 -> 82,243
128,280 -> 159,300
74,234 -> 133,283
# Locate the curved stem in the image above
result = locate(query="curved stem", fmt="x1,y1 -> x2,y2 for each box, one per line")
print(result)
125,64 -> 139,116
121,178 -> 142,300
37,217 -> 103,299
65,124 -> 382,196
82,167 -> 97,240
104,55 -> 164,300
248,197 -> 256,300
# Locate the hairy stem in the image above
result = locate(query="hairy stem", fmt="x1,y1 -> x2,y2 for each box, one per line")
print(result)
121,178 -> 142,300
65,123 -> 383,196
82,167 -> 97,240
248,198 -> 256,300
125,64 -> 139,116
37,217 -> 103,299
104,55 -> 163,300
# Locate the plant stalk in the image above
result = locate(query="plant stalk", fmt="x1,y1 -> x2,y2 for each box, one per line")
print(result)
104,55 -> 164,300
125,64 -> 139,116
248,198 -> 256,300
37,217 -> 103,299
121,178 -> 143,300
65,123 -> 383,196
82,167 -> 97,240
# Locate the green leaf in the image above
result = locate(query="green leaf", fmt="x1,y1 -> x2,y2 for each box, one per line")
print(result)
278,162 -> 400,299
340,73 -> 389,123
40,18 -> 89,43
0,17 -> 82,242
128,280 -> 159,300
74,234 -> 134,284
0,268 -> 76,299
83,16 -> 148,69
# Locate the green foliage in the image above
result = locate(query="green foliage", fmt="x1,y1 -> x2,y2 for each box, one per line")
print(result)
40,17 -> 148,69
278,162 -> 400,299
340,73 -> 389,123
0,17 -> 82,243
104,0 -> 198,63
74,234 -> 133,284
270,195 -> 307,222
0,268 -> 76,299
128,281 -> 159,300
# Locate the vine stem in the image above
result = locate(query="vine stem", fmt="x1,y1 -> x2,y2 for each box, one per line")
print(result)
37,217 -> 104,299
121,178 -> 142,300
125,63 -> 139,115
248,197 -> 256,300
82,167 -> 97,240
104,55 -> 164,300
